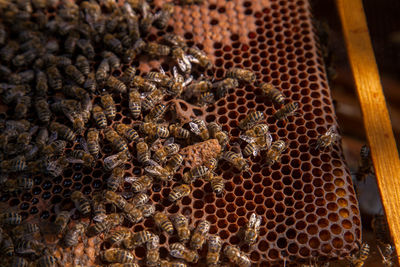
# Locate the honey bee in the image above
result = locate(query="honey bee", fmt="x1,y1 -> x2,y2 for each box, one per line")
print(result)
315,125 -> 340,150
245,124 -> 269,137
53,210 -> 71,234
101,93 -> 116,121
46,66 -> 62,90
377,244 -> 395,267
145,103 -> 168,122
347,243 -> 369,267
1,156 -> 27,173
68,149 -> 95,167
185,78 -> 212,99
208,122 -> 229,148
132,76 -> 157,92
222,151 -> 249,171
104,151 -> 131,171
86,128 -> 100,157
100,248 -> 136,263
107,76 -> 127,94
124,230 -> 155,249
140,122 -> 170,139
226,67 -> 256,83
211,76 -> 238,98
159,260 -> 187,267
130,192 -> 150,206
15,95 -> 31,119
121,66 -> 136,84
11,223 -> 40,240
371,215 -> 391,247
207,235 -> 222,267
0,41 -> 19,63
65,32 -> 79,54
356,145 -> 374,181
41,140 -> 67,157
108,167 -> 124,191
34,97 -> 51,123
63,222 -> 87,247
49,122 -> 76,142
96,59 -> 110,83
190,220 -> 210,250
145,42 -> 171,58
77,38 -> 95,59
169,123 -> 190,140
115,123 -> 139,143
102,51 -> 121,70
171,46 -> 193,73
141,89 -> 163,112
62,85 -> 89,101
1,233 -> 14,256
107,228 -> 132,245
123,202 -> 144,224
129,89 -> 141,119
210,175 -> 224,195
108,264 -> 140,267
136,139 -> 151,165
265,140 -> 286,166
11,257 -> 29,267
140,1 -> 155,34
87,213 -> 124,236
154,3 -> 174,29
93,193 -> 107,223
239,111 -> 265,130
64,64 -> 85,85
261,83 -> 285,105
244,213 -> 262,245
126,175 -> 152,194
75,55 -> 90,76
37,255 -> 58,267
2,177 -> 34,194
187,46 -> 212,69
35,70 -> 48,96
92,105 -> 108,128
183,165 -> 209,183
146,235 -> 160,266
52,100 -> 85,134
71,191 -> 91,217
224,245 -> 251,267
145,161 -> 172,182
105,128 -> 128,152
170,242 -> 199,263
240,132 -> 273,157
189,119 -> 209,140
153,139 -> 180,163
137,204 -> 155,218
171,214 -> 190,243
0,212 -> 22,225
169,184 -> 191,202
84,72 -> 97,92
154,211 -> 174,235
274,102 -> 300,121
163,33 -> 186,48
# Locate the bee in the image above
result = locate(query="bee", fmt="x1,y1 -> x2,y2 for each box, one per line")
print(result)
108,167 -> 124,191
274,102 -> 300,121
1,157 -> 27,173
183,165 -> 209,183
126,175 -> 153,194
187,46 -> 212,69
315,125 -> 340,151
63,85 -> 89,100
208,122 -> 229,148
15,240 -> 45,257
136,140 -> 151,165
171,46 -> 193,73
153,140 -> 180,163
171,214 -> 190,243
347,243 -> 369,267
104,151 -> 131,171
84,72 -> 97,92
145,103 -> 168,122
132,76 -> 157,92
41,139 -> 66,157
154,3 -> 174,29
46,66 -> 62,91
142,89 -> 163,111
169,123 -> 190,140
377,244 -> 395,267
104,127 -> 130,154
210,175 -> 224,195
64,64 -> 85,85
92,105 -> 108,128
108,264 -> 140,267
265,140 -> 286,166
37,255 -> 58,267
128,89 -> 141,119
163,33 -> 187,48
49,122 -> 76,142
261,83 -> 285,105
245,124 -> 269,137
11,257 -> 29,267
101,93 -> 116,120
131,192 -> 150,206
170,242 -> 199,263
114,123 -> 139,143
53,100 -> 85,134
88,213 -> 124,236
65,31 -> 79,54
34,97 -> 51,123
154,211 -> 174,235
0,41 -> 19,63
123,202 -> 144,224
124,230 -> 155,249
189,119 -> 209,140
0,212 -> 22,225
107,228 -> 132,245
207,235 -> 222,267
145,161 -> 172,182
140,1 -> 155,34
63,222 -> 87,247
244,213 -> 262,245
75,55 -> 90,76
14,95 -> 31,119
1,233 -> 14,256
146,235 -> 160,266
53,210 -> 71,234
159,260 -> 187,267
121,66 -> 136,85
35,70 -> 48,96
140,122 -> 170,139
2,177 -> 34,194
190,220 -> 210,250
68,150 -> 95,167
226,67 -> 256,83
96,59 -> 110,83
102,51 -> 121,70
137,204 -> 155,218
77,38 -> 95,59
103,34 -> 123,54
222,151 -> 249,171
86,128 -> 100,156
91,194 -> 107,224
185,79 -> 212,99
356,145 -> 374,181
212,77 -> 238,98
71,191 -> 91,217
239,111 -> 265,130
100,248 -> 136,263
107,76 -> 127,94
145,42 -> 171,58
224,245 -> 251,267
240,132 -> 273,157
372,215 -> 391,246
169,184 -> 191,202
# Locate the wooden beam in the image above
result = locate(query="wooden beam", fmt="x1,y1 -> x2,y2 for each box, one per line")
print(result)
337,0 -> 400,262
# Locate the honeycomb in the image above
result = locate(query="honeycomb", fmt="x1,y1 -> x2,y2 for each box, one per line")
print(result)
0,0 -> 362,266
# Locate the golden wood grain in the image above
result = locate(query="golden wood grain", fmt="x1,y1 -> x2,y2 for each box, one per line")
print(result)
337,0 -> 400,262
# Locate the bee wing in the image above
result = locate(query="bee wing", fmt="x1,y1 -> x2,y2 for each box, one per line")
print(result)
177,58 -> 188,73
187,54 -> 200,64
79,136 -> 89,153
29,125 -> 39,135
121,191 -> 134,200
170,249 -> 185,258
66,157 -> 85,164
189,121 -> 201,135
150,138 -> 163,151
93,213 -> 107,223
124,176 -> 140,183
239,134 -> 256,143
104,154 -> 120,168
146,74 -> 163,84
255,215 -> 262,228
144,166 -> 162,176
164,137 -> 175,146
326,125 -> 337,135
183,75 -> 193,87
48,131 -> 58,144
264,132 -> 273,149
